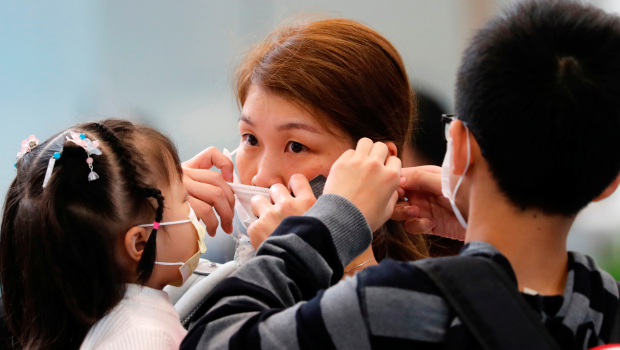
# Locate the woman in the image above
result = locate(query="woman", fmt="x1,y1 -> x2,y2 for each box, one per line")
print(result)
182,18 -> 427,276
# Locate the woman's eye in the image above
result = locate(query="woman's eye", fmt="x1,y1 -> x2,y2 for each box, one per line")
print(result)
287,141 -> 306,154
243,134 -> 258,147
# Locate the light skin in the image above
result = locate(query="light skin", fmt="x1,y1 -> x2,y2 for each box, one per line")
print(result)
119,176 -> 200,290
252,137 -> 402,275
392,165 -> 459,238
239,85 -> 401,274
397,120 -> 620,295
182,148 -> 235,237
182,84 -> 419,275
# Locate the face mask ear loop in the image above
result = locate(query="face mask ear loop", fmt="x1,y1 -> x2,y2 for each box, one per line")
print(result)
155,261 -> 184,266
451,127 -> 471,228
223,148 -> 241,184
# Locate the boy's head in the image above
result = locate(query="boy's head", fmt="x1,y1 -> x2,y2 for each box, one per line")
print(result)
456,0 -> 620,216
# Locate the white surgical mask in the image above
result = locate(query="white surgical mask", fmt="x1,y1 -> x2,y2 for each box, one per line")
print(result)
139,203 -> 207,287
223,148 -> 271,228
441,127 -> 471,230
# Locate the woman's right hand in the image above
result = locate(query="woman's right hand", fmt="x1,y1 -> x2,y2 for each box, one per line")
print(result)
182,147 -> 236,236
323,138 -> 402,232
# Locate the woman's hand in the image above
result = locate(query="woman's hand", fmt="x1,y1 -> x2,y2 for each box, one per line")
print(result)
323,138 -> 402,232
391,165 -> 466,241
182,147 -> 236,236
248,174 -> 316,249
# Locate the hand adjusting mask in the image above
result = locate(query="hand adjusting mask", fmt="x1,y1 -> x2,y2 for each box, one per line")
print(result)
223,148 -> 271,228
139,203 -> 207,287
223,148 -> 327,229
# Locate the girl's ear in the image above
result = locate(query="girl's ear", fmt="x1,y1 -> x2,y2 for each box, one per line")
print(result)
124,226 -> 149,262
385,142 -> 398,157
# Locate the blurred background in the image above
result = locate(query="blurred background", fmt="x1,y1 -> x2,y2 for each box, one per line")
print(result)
2,0 -> 620,273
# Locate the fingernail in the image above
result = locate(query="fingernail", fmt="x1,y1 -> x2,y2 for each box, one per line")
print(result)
407,206 -> 419,216
400,177 -> 406,185
429,218 -> 438,226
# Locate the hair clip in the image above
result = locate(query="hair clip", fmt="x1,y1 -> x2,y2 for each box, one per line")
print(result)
42,151 -> 62,188
14,135 -> 39,168
66,132 -> 102,182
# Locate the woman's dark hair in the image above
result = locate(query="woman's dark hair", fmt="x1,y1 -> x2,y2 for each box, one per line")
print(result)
0,119 -> 182,349
408,92 -> 447,167
234,18 -> 428,262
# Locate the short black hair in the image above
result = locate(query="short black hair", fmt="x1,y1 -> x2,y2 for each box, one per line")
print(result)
456,0 -> 620,216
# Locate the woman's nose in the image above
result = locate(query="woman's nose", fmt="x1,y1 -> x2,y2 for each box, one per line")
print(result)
251,156 -> 286,188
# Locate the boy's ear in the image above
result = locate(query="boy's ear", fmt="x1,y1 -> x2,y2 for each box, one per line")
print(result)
124,226 -> 149,262
593,173 -> 620,202
451,120 -> 476,175
385,142 -> 398,157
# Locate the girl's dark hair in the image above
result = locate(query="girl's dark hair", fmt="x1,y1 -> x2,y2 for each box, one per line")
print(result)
234,18 -> 429,262
0,119 -> 182,349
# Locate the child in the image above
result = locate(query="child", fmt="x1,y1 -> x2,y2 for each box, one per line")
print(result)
1,119 -> 206,349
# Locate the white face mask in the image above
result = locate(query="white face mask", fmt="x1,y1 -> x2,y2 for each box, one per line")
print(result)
223,148 -> 271,228
441,127 -> 471,229
139,203 -> 207,287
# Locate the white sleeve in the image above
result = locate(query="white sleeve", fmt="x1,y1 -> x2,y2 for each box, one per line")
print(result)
96,327 -> 179,350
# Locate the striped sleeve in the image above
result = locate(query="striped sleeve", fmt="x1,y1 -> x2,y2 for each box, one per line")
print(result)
180,195 -> 454,350
180,195 -> 373,350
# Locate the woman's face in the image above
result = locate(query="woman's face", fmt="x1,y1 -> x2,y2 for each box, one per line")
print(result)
236,84 -> 353,188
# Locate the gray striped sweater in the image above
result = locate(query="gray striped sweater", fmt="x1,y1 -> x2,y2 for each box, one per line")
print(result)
181,194 -> 619,349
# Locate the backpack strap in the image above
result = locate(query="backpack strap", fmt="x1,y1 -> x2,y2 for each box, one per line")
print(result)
608,281 -> 620,343
416,256 -> 561,350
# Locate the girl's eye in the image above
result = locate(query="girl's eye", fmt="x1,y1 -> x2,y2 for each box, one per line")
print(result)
243,134 -> 258,147
287,141 -> 306,154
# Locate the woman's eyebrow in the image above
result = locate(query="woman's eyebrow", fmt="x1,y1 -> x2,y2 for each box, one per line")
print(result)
240,114 -> 320,134
276,122 -> 320,134
239,115 -> 253,126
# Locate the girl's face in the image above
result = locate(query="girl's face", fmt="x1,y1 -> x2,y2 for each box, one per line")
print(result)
153,177 -> 199,285
237,84 -> 353,188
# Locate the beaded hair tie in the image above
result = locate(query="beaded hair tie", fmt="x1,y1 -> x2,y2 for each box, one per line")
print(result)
42,132 -> 103,188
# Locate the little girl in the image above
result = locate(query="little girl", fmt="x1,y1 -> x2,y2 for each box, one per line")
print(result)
1,119 -> 206,349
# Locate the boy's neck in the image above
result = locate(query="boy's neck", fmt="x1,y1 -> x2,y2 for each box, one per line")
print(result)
464,172 -> 573,296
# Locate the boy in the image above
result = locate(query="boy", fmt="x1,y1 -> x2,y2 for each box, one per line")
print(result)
181,1 -> 620,348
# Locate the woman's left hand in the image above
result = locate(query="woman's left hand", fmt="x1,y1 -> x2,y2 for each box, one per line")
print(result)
248,174 -> 317,249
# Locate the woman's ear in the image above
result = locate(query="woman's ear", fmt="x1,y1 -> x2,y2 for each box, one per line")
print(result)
385,142 -> 398,157
593,173 -> 620,202
124,226 -> 149,262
